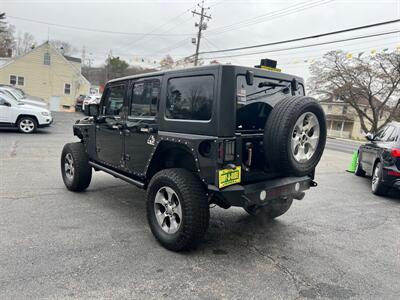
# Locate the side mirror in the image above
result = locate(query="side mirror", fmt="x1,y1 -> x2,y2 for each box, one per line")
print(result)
86,104 -> 99,117
3,102 -> 11,107
365,132 -> 374,141
245,70 -> 254,86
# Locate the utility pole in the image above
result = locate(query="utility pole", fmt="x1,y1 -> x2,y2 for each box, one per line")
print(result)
192,1 -> 211,66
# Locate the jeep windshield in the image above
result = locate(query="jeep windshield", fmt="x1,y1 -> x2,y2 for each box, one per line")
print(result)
236,75 -> 299,132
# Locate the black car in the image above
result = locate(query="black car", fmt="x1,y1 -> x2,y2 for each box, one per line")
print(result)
60,62 -> 327,251
355,122 -> 400,195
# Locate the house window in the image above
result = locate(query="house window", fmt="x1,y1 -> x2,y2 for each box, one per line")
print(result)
342,105 -> 348,114
44,53 -> 51,65
327,104 -> 332,112
64,83 -> 71,95
9,75 -> 16,85
17,76 -> 24,86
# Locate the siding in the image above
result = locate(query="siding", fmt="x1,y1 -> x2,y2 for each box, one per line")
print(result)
0,42 -> 89,110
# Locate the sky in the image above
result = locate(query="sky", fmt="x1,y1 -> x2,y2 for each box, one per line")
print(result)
2,0 -> 400,80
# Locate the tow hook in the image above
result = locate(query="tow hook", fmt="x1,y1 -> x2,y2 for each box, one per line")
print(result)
310,180 -> 318,187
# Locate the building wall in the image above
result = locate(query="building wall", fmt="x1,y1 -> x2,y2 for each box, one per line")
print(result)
320,102 -> 391,140
0,43 -> 89,111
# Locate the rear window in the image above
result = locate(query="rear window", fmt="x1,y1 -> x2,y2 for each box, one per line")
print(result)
166,75 -> 214,121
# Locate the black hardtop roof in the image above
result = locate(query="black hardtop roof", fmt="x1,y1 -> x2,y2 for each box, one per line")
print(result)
108,64 -> 304,84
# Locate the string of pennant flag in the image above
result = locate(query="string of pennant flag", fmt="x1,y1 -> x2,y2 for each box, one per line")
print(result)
129,44 -> 400,67
281,44 -> 400,66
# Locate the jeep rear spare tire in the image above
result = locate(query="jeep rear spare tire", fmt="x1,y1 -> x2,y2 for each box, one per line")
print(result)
264,96 -> 326,176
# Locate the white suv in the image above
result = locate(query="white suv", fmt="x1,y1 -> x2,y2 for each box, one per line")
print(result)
0,93 -> 53,133
0,86 -> 48,108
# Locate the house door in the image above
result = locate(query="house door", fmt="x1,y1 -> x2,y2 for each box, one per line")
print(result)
50,96 -> 61,111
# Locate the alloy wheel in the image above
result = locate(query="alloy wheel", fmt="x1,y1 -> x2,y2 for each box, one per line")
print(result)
291,112 -> 320,163
64,153 -> 75,180
19,119 -> 35,133
372,163 -> 381,191
154,186 -> 182,234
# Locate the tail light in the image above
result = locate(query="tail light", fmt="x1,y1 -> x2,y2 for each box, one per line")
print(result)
387,170 -> 400,176
391,148 -> 400,157
218,140 -> 236,162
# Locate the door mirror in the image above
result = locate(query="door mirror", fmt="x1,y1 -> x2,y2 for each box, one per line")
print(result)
86,104 -> 99,117
0,101 -> 11,107
365,132 -> 374,141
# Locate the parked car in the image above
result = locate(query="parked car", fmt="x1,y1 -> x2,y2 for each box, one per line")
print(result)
0,93 -> 53,133
355,122 -> 400,195
0,84 -> 46,103
60,62 -> 327,251
0,86 -> 48,109
75,94 -> 87,112
82,94 -> 101,112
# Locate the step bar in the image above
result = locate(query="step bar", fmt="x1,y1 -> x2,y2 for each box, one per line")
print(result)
88,161 -> 145,188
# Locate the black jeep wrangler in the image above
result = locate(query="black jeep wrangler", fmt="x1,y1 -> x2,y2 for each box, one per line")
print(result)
61,63 -> 326,251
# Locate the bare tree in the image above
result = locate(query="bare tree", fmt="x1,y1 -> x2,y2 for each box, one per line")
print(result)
50,40 -> 78,55
309,51 -> 400,133
0,12 -> 7,33
0,23 -> 15,57
15,32 -> 35,56
159,54 -> 174,70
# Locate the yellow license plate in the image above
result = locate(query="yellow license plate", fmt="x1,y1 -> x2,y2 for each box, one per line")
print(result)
218,166 -> 241,188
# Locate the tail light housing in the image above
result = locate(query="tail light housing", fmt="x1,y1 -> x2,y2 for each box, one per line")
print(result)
391,148 -> 400,157
218,140 -> 236,162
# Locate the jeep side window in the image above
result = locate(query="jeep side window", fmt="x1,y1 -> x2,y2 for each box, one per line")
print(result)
130,79 -> 160,118
102,85 -> 125,117
166,75 -> 214,121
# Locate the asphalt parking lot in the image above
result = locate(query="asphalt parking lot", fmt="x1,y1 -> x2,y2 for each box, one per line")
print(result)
1,112 -> 399,299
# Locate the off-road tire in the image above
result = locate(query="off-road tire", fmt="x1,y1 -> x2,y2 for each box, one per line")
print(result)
371,162 -> 389,196
146,168 -> 209,251
264,96 -> 326,176
17,116 -> 37,134
244,197 -> 293,219
355,152 -> 366,177
61,142 -> 92,192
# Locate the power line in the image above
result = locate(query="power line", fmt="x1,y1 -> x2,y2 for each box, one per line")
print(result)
200,30 -> 400,60
208,0 -> 331,35
116,3 -> 198,51
150,38 -> 191,57
7,15 -> 194,36
279,41 -> 399,65
198,19 -> 400,55
239,34 -> 399,61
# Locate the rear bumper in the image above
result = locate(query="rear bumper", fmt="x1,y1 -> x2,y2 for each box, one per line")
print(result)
392,180 -> 400,189
382,168 -> 400,190
208,176 -> 314,208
